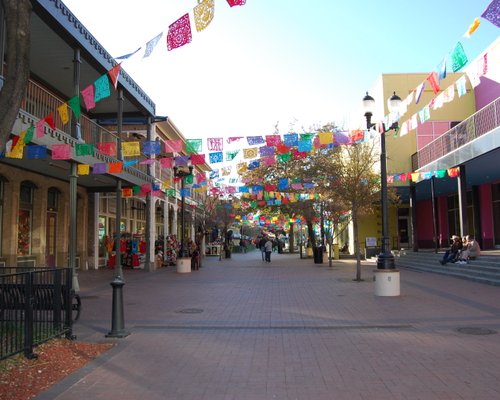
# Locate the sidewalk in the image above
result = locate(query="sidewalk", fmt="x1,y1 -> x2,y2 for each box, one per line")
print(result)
37,251 -> 500,400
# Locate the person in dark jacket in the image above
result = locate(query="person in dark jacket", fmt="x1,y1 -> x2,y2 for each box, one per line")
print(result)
440,235 -> 463,265
258,237 -> 267,261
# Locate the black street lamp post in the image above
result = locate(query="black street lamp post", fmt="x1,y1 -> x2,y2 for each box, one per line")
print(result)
362,91 -> 402,270
173,162 -> 194,260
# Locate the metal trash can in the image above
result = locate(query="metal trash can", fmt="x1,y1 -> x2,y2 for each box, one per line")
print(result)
313,246 -> 323,264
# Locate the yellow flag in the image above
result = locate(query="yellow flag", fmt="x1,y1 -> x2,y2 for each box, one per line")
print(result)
77,164 -> 90,175
236,162 -> 248,174
243,148 -> 258,159
319,131 -> 333,145
57,103 -> 70,125
122,141 -> 141,157
193,0 -> 214,32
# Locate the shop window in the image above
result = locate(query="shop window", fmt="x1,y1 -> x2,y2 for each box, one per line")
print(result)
18,181 -> 36,256
47,187 -> 60,211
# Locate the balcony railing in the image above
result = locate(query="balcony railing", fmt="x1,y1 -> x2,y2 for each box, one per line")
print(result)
414,97 -> 500,169
20,78 -> 149,175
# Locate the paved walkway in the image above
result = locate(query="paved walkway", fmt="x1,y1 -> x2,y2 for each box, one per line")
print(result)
36,251 -> 500,400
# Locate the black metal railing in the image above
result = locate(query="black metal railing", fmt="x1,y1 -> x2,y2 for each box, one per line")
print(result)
0,268 -> 77,360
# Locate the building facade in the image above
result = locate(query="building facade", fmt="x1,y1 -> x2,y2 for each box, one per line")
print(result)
0,0 -> 208,272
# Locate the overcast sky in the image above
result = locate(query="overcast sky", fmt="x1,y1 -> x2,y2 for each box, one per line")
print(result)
63,0 -> 499,139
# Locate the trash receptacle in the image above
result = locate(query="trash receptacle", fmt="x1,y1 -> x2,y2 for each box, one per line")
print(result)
313,246 -> 323,264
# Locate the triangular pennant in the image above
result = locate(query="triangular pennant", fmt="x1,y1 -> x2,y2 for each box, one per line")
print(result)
108,63 -> 121,89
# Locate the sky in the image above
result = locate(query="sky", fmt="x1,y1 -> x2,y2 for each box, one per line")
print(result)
62,0 -> 499,139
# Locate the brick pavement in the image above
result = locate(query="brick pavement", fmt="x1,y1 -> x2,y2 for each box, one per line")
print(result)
36,251 -> 500,400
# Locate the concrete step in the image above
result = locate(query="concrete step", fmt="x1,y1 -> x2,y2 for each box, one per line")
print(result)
395,251 -> 500,286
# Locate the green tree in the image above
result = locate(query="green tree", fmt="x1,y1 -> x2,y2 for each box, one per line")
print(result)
0,0 -> 32,150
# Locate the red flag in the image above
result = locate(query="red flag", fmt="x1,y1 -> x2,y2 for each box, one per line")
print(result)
45,113 -> 56,130
227,0 -> 246,6
108,63 -> 121,89
426,72 -> 441,94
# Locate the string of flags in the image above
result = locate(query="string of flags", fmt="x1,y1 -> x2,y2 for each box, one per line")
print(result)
379,0 -> 499,137
116,0 -> 246,59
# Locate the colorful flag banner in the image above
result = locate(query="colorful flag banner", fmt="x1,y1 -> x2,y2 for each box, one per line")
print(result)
207,137 -> 223,151
77,164 -> 90,175
24,126 -> 34,144
165,139 -> 183,153
167,14 -> 192,51
248,160 -> 260,170
27,145 -> 47,159
243,148 -> 258,159
143,141 -> 162,155
426,72 -> 441,94
108,162 -> 123,174
418,105 -> 431,123
122,187 -> 133,197
67,96 -> 81,119
184,175 -> 194,185
209,152 -> 223,163
415,82 -> 425,104
247,136 -> 265,146
464,17 -> 481,38
298,139 -> 312,152
143,32 -> 163,58
227,0 -> 246,6
319,132 -> 333,145
278,178 -> 289,190
97,142 -> 117,156
191,154 -> 206,165
278,153 -> 291,163
456,75 -> 467,97
221,166 -> 232,176
262,156 -> 276,166
226,150 -> 239,161
436,58 -> 447,81
81,84 -> 96,111
443,85 -> 455,103
57,103 -> 70,125
94,74 -> 111,102
160,157 -> 174,168
451,42 -> 468,72
227,136 -> 244,143
265,135 -> 281,146
186,139 -> 203,154
34,120 -> 45,140
93,163 -> 107,174
209,170 -> 220,179
108,63 -> 121,89
116,47 -> 141,60
51,144 -> 71,160
194,0 -> 215,32
466,64 -> 481,88
75,143 -> 94,156
259,146 -> 275,157
180,188 -> 191,197
122,141 -> 141,157
283,133 -> 298,147
481,0 -> 500,28
174,155 -> 190,166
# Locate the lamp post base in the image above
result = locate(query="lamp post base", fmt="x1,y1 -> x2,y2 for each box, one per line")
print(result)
177,257 -> 192,273
376,252 -> 395,269
373,269 -> 400,296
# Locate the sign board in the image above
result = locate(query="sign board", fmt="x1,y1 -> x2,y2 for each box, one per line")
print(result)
365,237 -> 377,247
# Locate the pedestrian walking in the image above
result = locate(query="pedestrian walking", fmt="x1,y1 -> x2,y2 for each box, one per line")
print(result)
259,236 -> 267,261
264,237 -> 273,263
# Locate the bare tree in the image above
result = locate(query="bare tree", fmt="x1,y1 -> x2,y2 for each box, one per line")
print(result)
315,140 -> 382,281
0,0 -> 32,150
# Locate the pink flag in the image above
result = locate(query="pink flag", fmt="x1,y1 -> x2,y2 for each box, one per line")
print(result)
51,144 -> 72,160
81,84 -> 95,111
160,157 -> 174,168
164,140 -> 183,153
36,119 -> 45,138
167,14 -> 192,51
207,137 -> 224,151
